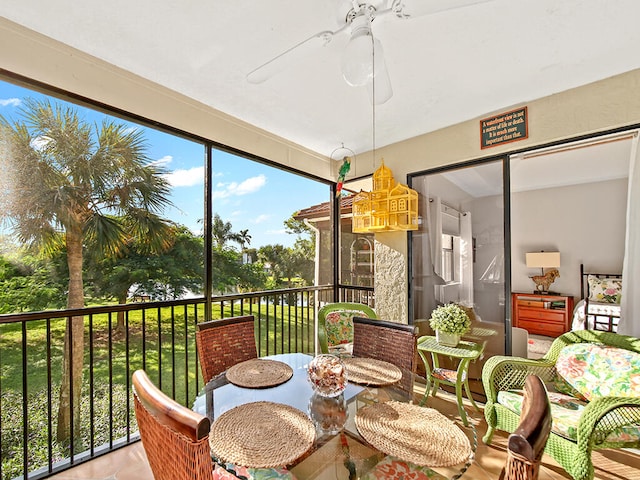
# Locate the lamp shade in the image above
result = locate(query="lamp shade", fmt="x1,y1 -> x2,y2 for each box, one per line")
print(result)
525,252 -> 560,268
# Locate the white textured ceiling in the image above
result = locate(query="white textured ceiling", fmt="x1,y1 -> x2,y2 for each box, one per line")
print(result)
2,0 -> 640,158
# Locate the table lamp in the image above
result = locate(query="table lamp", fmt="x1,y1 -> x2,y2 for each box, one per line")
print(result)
525,251 -> 560,294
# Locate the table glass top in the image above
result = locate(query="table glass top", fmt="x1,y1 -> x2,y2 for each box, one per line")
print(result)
193,353 -> 475,479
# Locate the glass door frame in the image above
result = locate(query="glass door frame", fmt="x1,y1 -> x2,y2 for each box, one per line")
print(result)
407,155 -> 513,354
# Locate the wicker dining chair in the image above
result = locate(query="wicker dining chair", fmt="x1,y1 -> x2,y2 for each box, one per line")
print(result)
501,375 -> 552,480
196,315 -> 258,383
132,369 -> 219,480
352,316 -> 417,372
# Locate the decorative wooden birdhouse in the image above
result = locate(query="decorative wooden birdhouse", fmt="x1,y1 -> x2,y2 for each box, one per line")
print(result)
388,183 -> 418,230
352,190 -> 372,233
352,160 -> 419,233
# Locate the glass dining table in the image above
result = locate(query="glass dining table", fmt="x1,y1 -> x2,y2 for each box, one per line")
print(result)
192,353 -> 476,480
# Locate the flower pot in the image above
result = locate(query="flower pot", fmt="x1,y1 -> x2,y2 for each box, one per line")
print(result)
436,330 -> 460,347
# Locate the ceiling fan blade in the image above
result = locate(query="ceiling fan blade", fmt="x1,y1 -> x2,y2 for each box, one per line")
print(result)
246,24 -> 349,84
366,61 -> 393,105
392,0 -> 493,18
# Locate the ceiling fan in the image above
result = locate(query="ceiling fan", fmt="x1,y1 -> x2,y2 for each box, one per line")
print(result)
246,0 -> 491,104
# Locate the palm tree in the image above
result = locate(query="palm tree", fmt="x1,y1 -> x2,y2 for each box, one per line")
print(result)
212,213 -> 241,248
238,229 -> 252,252
0,98 -> 173,446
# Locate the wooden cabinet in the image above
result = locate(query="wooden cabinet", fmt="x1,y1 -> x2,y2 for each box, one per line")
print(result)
511,292 -> 574,337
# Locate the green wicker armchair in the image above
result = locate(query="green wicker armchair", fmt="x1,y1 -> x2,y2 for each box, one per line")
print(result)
482,329 -> 640,480
317,302 -> 376,355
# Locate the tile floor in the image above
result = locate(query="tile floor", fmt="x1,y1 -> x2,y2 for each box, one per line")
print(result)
48,389 -> 640,480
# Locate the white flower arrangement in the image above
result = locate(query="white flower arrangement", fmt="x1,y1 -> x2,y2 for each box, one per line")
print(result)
429,303 -> 471,334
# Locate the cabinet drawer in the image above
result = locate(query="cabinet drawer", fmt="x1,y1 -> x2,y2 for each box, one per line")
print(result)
517,318 -> 566,336
518,307 -> 565,322
517,299 -> 545,308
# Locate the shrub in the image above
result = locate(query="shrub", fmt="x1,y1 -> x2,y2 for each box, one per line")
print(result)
1,381 -> 132,480
429,303 -> 471,334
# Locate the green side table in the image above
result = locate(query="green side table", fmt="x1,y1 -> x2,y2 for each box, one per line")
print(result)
416,335 -> 484,426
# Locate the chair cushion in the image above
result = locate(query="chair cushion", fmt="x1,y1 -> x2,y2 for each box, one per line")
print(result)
555,343 -> 640,401
432,368 -> 466,383
497,390 -> 640,443
325,310 -> 371,347
362,456 -> 447,479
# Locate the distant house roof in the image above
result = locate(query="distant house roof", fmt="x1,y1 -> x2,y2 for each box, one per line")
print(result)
293,191 -> 362,230
294,192 -> 356,220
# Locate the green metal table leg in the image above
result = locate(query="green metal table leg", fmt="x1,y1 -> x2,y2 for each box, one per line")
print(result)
430,352 -> 441,397
456,358 -> 470,426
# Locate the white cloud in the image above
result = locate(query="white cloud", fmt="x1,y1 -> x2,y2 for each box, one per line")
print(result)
253,214 -> 271,224
235,174 -> 267,194
151,155 -> 173,167
0,98 -> 20,107
165,166 -> 205,187
213,174 -> 267,199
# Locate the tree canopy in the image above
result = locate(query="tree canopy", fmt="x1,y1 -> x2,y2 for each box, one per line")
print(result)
0,98 -> 176,444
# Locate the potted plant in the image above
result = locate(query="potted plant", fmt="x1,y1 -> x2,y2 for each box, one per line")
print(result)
429,303 -> 472,347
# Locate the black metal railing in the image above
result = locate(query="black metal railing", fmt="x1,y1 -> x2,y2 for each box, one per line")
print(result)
0,285 -> 373,480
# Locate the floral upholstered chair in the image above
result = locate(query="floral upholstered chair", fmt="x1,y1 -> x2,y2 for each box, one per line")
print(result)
317,302 -> 376,355
361,456 -> 448,479
213,463 -> 297,479
482,329 -> 640,480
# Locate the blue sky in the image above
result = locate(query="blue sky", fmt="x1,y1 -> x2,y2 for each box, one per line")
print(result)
0,79 -> 330,248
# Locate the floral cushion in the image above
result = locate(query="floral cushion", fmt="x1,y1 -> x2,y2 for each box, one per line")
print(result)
555,343 -> 640,401
362,456 -> 447,480
213,463 -> 297,480
497,389 -> 640,443
587,275 -> 622,304
432,367 -> 466,383
325,310 -> 370,347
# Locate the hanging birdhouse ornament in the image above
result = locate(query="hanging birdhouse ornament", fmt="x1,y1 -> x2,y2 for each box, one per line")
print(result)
352,160 -> 418,233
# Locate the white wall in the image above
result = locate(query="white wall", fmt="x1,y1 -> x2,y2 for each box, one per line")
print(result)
3,16 -> 640,322
510,178 -> 628,298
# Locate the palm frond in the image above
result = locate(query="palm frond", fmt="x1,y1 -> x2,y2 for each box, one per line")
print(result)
84,214 -> 127,257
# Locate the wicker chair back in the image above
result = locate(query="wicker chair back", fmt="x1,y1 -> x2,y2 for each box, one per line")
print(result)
196,315 -> 258,383
352,316 -> 417,372
132,369 -> 215,480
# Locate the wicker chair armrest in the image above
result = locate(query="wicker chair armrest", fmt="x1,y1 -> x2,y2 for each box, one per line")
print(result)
576,396 -> 640,449
482,355 -> 555,402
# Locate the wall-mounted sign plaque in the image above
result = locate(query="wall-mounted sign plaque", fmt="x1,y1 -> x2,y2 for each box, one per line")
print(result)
480,106 -> 528,149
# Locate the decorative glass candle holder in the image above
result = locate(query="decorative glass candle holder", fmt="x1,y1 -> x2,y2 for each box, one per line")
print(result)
308,393 -> 347,434
307,354 -> 347,397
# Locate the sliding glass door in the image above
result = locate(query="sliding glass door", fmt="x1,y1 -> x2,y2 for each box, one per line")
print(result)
409,159 -> 508,395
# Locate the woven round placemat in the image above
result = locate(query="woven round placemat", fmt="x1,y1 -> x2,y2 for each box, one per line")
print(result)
210,401 -> 315,468
355,401 -> 471,467
343,357 -> 402,386
225,358 -> 293,388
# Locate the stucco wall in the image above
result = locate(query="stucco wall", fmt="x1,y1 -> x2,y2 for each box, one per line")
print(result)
373,235 -> 407,322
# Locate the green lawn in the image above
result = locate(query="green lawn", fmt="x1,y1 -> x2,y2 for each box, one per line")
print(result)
0,301 -> 315,480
